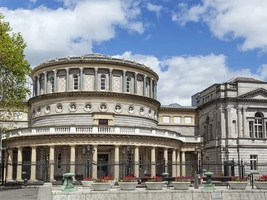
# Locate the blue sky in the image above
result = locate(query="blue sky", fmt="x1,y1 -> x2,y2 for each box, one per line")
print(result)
1,0 -> 267,105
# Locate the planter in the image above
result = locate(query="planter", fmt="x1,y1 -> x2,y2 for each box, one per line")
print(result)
172,182 -> 191,190
91,183 -> 110,191
81,181 -> 94,187
109,180 -> 116,187
228,182 -> 247,190
145,182 -> 164,190
118,182 -> 137,190
255,182 -> 267,189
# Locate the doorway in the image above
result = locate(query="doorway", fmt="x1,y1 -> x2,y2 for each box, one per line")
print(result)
97,154 -> 109,177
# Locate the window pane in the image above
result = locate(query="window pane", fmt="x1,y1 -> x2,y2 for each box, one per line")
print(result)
162,116 -> 170,123
184,117 -> 192,124
174,116 -> 181,124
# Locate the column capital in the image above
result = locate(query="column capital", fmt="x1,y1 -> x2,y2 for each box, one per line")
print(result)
135,72 -> 138,76
94,67 -> 98,72
123,70 -> 126,74
65,68 -> 69,71
109,68 -> 113,73
43,71 -> 47,75
53,69 -> 57,73
79,67 -> 84,70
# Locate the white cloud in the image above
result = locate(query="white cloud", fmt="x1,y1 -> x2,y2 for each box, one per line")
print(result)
115,51 -> 265,106
172,0 -> 267,52
147,2 -> 163,18
0,0 -> 144,66
29,0 -> 37,3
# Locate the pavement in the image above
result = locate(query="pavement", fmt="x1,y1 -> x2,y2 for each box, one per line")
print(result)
0,187 -> 38,200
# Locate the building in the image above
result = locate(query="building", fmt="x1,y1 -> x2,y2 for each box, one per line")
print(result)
1,54 -> 201,183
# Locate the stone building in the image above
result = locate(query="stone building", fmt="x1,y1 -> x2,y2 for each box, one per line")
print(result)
1,54 -> 200,183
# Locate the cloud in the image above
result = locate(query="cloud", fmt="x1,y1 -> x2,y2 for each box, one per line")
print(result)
0,0 -> 144,66
115,51 -> 265,106
147,2 -> 163,18
172,0 -> 267,52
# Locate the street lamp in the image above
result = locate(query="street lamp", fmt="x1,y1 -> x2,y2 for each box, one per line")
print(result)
122,146 -> 134,176
82,145 -> 95,178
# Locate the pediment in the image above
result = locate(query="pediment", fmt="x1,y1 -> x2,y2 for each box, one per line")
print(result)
238,88 -> 267,100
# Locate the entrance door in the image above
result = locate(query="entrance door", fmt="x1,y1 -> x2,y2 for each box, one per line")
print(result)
97,154 -> 109,177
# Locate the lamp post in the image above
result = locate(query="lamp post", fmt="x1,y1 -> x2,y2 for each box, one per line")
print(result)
194,145 -> 204,189
122,146 -> 134,176
82,145 -> 95,178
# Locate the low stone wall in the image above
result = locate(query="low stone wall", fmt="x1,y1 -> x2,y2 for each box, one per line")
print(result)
37,186 -> 267,200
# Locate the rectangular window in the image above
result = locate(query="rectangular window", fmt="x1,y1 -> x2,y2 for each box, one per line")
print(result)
250,155 -> 258,170
174,116 -> 181,124
162,116 -> 170,123
99,119 -> 108,125
249,121 -> 253,137
184,116 -> 192,124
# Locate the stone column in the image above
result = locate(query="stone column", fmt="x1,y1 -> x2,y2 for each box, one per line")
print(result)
109,68 -> 113,91
154,83 -> 157,99
122,70 -> 126,92
30,146 -> 37,182
114,145 -> 119,181
53,69 -> 57,92
150,78 -> 153,98
92,145 -> 98,178
164,148 -> 168,173
49,146 -> 55,182
172,149 -> 177,177
220,107 -> 226,138
37,75 -> 40,95
134,146 -> 139,177
6,148 -> 13,182
16,147 -> 23,181
70,145 -> 76,178
151,147 -> 156,177
94,67 -> 98,91
226,107 -> 232,138
237,107 -> 243,137
181,151 -> 186,176
65,68 -> 69,91
79,67 -> 83,90
43,71 -> 47,94
32,77 -> 36,97
143,75 -> 147,96
176,149 -> 180,176
242,107 -> 248,137
134,72 -> 138,94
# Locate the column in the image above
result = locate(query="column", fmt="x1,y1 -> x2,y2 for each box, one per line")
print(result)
16,147 -> 23,181
49,146 -> 55,182
109,68 -> 113,91
37,75 -> 40,95
237,107 -> 243,137
164,148 -> 168,173
226,107 -> 232,137
79,67 -> 83,90
134,72 -> 138,94
181,151 -> 186,176
197,151 -> 201,174
94,67 -> 98,90
150,78 -> 153,98
154,83 -> 157,99
143,75 -> 147,96
30,146 -> 37,181
92,145 -> 98,178
176,149 -> 180,176
172,149 -> 177,177
70,145 -> 76,179
134,146 -> 139,177
65,68 -> 69,91
43,72 -> 47,94
114,145 -> 119,181
53,69 -> 57,92
220,106 -> 226,138
151,147 -> 156,177
242,107 -> 248,137
32,77 -> 36,97
6,148 -> 13,182
122,70 -> 126,92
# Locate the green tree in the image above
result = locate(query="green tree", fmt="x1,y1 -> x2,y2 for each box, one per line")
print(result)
0,13 -> 31,111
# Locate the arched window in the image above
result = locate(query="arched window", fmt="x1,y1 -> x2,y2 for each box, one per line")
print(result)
126,77 -> 131,93
100,74 -> 106,91
50,77 -> 54,92
73,74 -> 78,90
57,153 -> 62,169
249,112 -> 264,138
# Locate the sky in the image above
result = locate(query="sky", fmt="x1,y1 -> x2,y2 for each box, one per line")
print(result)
1,0 -> 267,106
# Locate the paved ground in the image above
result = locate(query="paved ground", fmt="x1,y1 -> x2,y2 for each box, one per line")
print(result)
0,187 -> 38,200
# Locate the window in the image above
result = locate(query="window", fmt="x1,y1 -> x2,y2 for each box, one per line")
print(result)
50,77 -> 54,92
139,153 -> 143,169
101,74 -> 106,90
250,155 -> 258,170
184,116 -> 192,124
163,116 -> 170,123
126,77 -> 131,93
174,116 -> 181,124
57,153 -> 62,169
249,112 -> 264,138
99,119 -> 108,125
73,74 -> 78,90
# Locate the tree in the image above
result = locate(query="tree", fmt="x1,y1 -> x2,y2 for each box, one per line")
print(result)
0,13 -> 31,112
